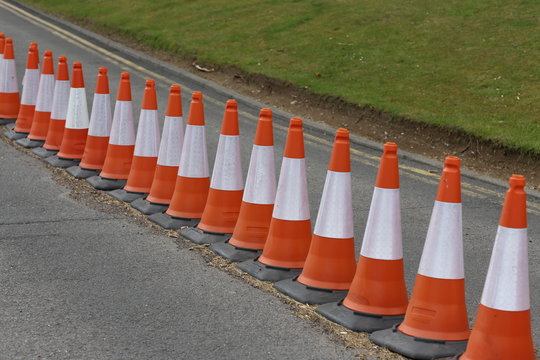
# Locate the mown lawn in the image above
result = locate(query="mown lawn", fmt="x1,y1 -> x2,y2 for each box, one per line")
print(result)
21,0 -> 540,154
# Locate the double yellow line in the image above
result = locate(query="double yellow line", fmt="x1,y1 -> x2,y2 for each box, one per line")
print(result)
1,0 -> 538,216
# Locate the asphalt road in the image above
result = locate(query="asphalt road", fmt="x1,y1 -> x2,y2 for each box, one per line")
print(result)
0,0 -> 539,358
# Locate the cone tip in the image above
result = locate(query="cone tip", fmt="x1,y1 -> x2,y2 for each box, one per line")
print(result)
260,108 -> 272,118
0,33 -> 4,38
444,156 -> 460,169
336,128 -> 350,140
226,99 -> 238,110
73,62 -> 82,69
509,174 -> 526,189
145,78 -> 155,88
192,91 -> 203,101
121,72 -> 130,80
44,49 -> 52,57
290,117 -> 303,129
30,41 -> 38,49
99,66 -> 107,75
170,84 -> 181,94
383,142 -> 398,154
6,37 -> 12,44
59,55 -> 67,63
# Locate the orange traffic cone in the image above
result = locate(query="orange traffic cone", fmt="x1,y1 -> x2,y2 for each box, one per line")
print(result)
87,72 -> 135,190
32,55 -> 69,158
238,117 -> 312,282
371,156 -> 469,359
132,84 -> 184,215
274,128 -> 356,303
0,35 -> 19,125
17,49 -> 55,148
317,142 -> 408,331
5,42 -> 39,139
180,99 -> 244,244
67,67 -> 112,178
149,91 -> 210,229
46,62 -> 89,168
110,79 -> 160,202
457,175 -> 535,360
210,108 -> 276,261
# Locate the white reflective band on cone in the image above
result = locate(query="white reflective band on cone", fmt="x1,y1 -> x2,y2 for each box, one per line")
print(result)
0,56 -> 4,89
0,60 -> 18,93
157,116 -> 184,167
273,157 -> 310,221
20,68 -> 40,105
418,201 -> 464,279
50,80 -> 70,120
481,226 -> 529,311
34,74 -> 55,112
88,93 -> 112,137
314,170 -> 353,239
210,134 -> 243,191
178,124 -> 209,178
65,87 -> 89,130
109,100 -> 135,145
134,109 -> 161,157
243,145 -> 276,205
360,187 -> 403,260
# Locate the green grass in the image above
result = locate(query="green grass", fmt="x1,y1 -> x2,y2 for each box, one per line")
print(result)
21,0 -> 540,154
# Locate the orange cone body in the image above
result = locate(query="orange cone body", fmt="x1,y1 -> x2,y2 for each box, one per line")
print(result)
258,118 -> 312,269
228,108 -> 276,249
0,38 -> 20,119
14,42 -> 39,133
79,67 -> 112,170
196,100 -> 243,233
398,156 -> 469,341
57,62 -> 89,160
166,92 -> 210,219
343,142 -> 408,315
99,72 -> 135,179
43,56 -> 69,150
460,175 -> 534,360
146,84 -> 184,204
27,50 -> 55,141
123,79 -> 160,193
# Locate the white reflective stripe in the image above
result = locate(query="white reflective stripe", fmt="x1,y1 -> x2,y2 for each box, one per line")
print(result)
50,80 -> 70,120
273,157 -> 310,221
65,87 -> 89,130
88,93 -> 112,137
134,109 -> 161,157
418,201 -> 464,279
360,188 -> 403,260
481,226 -> 529,311
314,171 -> 353,239
157,116 -> 184,167
109,100 -> 135,145
0,57 -> 3,91
178,125 -> 209,178
34,74 -> 55,112
0,59 -> 18,93
20,68 -> 40,105
210,134 -> 243,191
243,145 -> 276,204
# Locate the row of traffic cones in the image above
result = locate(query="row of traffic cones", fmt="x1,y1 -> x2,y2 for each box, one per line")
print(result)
0,36 -> 535,360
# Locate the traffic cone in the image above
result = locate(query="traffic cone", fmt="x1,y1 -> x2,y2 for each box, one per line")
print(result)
46,62 -> 89,168
237,117 -> 311,282
87,72 -> 135,190
0,37 -> 19,124
32,55 -> 69,158
5,42 -> 38,139
132,84 -> 184,215
110,79 -> 160,202
180,99 -> 244,244
148,91 -> 209,229
66,67 -> 112,178
456,175 -> 534,360
317,142 -> 408,331
210,108 -> 276,261
17,50 -> 55,148
370,156 -> 469,359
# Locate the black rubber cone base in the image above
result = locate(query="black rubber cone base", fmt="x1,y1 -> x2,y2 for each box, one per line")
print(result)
316,301 -> 404,333
209,241 -> 261,262
45,155 -> 80,168
148,212 -> 199,230
369,324 -> 468,360
4,128 -> 28,140
236,258 -> 302,282
274,277 -> 349,305
179,227 -> 232,245
15,137 -> 44,148
86,176 -> 126,191
32,147 -> 58,158
0,117 -> 16,125
131,198 -> 168,215
66,166 -> 100,179
108,189 -> 147,203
